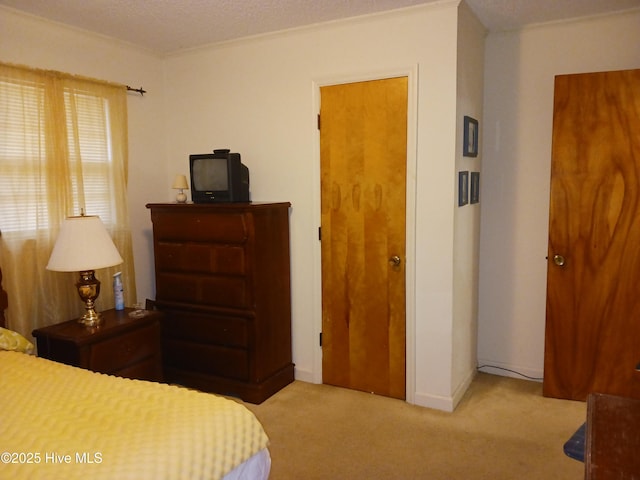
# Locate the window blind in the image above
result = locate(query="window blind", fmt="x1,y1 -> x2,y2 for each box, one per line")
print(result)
0,78 -> 116,232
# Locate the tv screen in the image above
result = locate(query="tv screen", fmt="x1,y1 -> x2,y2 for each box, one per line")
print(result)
189,149 -> 250,203
192,157 -> 228,191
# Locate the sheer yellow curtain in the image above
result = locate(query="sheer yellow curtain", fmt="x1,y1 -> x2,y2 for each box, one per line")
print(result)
0,62 -> 136,338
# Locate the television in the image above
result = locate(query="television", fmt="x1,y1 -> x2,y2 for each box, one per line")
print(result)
189,149 -> 250,203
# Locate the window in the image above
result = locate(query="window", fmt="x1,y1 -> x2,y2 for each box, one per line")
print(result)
0,78 -> 46,232
0,62 -> 136,336
65,90 -> 117,224
0,78 -> 118,232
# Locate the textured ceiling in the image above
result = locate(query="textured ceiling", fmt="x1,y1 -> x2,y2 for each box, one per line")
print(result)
1,0 -> 638,55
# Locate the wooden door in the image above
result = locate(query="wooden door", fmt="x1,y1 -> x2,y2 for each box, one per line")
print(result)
544,69 -> 640,401
319,77 -> 407,399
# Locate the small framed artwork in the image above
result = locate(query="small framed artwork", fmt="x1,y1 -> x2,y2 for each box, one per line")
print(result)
458,171 -> 469,207
470,172 -> 480,204
463,116 -> 479,157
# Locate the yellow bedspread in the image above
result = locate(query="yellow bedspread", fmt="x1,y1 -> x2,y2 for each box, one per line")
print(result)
0,351 -> 268,480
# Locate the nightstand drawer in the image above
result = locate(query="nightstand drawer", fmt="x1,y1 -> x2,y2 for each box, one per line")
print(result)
113,356 -> 162,381
90,324 -> 159,374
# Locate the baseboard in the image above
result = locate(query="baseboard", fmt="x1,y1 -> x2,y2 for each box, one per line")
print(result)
294,365 -> 315,383
451,368 -> 477,408
294,367 -> 477,413
412,368 -> 477,412
413,391 -> 456,412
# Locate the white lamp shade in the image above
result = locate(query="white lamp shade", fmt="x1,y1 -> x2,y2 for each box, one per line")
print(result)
46,215 -> 123,272
172,174 -> 189,190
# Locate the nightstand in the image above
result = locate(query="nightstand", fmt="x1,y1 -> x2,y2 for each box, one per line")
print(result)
32,308 -> 163,382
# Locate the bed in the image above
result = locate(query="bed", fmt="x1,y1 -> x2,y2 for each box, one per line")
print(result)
0,268 -> 271,480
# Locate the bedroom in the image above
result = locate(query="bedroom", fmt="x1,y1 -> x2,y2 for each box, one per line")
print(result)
1,0 -> 639,422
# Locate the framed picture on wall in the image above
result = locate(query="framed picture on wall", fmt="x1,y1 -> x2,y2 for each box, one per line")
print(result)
458,171 -> 469,206
463,116 -> 479,157
470,172 -> 480,204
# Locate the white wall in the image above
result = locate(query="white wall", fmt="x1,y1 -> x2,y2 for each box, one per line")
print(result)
452,1 -> 485,402
478,9 -> 640,380
0,7 -> 166,305
163,2 -> 468,409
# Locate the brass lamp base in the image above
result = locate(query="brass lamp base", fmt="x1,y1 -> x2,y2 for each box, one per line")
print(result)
76,270 -> 103,327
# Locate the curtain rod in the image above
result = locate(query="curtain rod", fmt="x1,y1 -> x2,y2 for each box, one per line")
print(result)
126,85 -> 146,96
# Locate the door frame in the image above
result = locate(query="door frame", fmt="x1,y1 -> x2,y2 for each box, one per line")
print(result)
311,65 -> 419,404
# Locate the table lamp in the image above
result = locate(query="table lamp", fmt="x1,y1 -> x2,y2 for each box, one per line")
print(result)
172,174 -> 189,203
46,214 -> 123,327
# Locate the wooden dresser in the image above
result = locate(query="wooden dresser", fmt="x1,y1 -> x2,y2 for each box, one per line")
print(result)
146,202 -> 294,403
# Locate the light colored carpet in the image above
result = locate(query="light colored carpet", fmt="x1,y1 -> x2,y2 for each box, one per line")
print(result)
242,373 -> 586,479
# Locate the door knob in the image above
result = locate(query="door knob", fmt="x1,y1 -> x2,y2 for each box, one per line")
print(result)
553,254 -> 566,266
389,255 -> 401,267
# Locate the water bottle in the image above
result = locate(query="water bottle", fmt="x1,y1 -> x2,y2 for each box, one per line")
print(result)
113,272 -> 124,310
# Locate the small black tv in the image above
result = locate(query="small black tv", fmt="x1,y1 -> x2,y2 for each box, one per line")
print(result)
189,149 -> 250,203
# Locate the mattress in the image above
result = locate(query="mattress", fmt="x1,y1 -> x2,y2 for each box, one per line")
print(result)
0,350 -> 270,480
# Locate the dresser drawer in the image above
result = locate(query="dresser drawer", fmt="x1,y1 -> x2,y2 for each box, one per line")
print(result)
155,243 -> 246,275
152,211 -> 248,243
90,324 -> 159,374
156,272 -> 250,308
164,339 -> 249,380
162,310 -> 250,348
